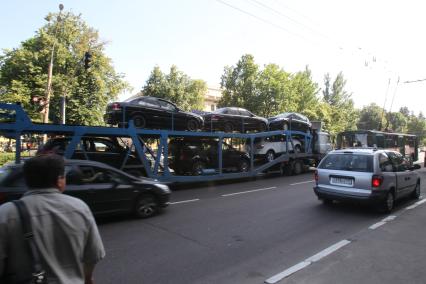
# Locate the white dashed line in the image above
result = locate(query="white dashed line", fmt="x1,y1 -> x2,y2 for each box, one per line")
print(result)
169,199 -> 200,205
221,187 -> 277,197
382,215 -> 397,222
265,240 -> 351,284
369,221 -> 386,230
289,180 -> 314,186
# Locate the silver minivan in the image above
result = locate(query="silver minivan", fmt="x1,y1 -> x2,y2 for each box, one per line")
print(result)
314,148 -> 421,212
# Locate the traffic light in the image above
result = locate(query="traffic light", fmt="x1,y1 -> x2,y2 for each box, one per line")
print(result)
84,51 -> 92,70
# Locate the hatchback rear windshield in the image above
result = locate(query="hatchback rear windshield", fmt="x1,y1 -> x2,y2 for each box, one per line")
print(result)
318,153 -> 373,172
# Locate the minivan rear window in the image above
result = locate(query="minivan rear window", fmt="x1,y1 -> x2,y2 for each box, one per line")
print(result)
318,154 -> 373,172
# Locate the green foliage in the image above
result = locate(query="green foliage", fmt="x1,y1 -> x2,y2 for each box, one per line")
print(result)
0,11 -> 129,125
142,65 -> 206,111
321,72 -> 358,135
357,103 -> 386,130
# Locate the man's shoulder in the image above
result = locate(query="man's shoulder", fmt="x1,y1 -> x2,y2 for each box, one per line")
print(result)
0,202 -> 18,223
55,194 -> 91,212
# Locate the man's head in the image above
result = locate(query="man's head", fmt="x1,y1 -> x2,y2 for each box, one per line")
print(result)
23,154 -> 66,191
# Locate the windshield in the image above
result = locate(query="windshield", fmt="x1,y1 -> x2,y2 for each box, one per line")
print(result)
319,153 -> 373,172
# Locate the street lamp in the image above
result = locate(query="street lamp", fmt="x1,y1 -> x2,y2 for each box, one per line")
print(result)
43,4 -> 64,126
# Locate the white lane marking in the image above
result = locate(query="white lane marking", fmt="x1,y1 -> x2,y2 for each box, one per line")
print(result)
169,199 -> 200,205
221,187 -> 277,197
406,204 -> 418,210
369,221 -> 386,230
265,240 -> 351,284
265,261 -> 310,284
290,180 -> 314,186
382,215 -> 397,222
416,199 -> 426,205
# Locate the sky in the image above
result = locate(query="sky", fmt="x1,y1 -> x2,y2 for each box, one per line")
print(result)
1,0 -> 425,115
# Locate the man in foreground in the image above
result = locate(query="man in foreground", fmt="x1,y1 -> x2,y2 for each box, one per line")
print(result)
0,154 -> 105,283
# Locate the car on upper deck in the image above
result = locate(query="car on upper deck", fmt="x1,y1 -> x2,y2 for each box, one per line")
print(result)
268,112 -> 311,132
314,148 -> 421,212
104,96 -> 204,131
202,107 -> 268,133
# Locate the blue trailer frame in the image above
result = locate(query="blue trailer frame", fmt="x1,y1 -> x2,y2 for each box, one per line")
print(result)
0,103 -> 314,183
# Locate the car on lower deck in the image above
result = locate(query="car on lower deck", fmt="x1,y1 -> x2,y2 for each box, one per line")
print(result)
314,148 -> 421,212
104,96 -> 204,131
168,137 -> 250,175
0,160 -> 170,219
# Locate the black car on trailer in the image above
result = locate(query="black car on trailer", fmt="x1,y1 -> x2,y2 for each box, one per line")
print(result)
202,107 -> 268,133
105,96 -> 204,131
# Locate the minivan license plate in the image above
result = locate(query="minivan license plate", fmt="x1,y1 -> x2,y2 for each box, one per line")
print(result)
330,177 -> 353,186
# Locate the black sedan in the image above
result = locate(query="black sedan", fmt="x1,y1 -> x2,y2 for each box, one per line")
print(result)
268,112 -> 311,132
202,107 -> 268,133
104,96 -> 204,131
0,160 -> 170,218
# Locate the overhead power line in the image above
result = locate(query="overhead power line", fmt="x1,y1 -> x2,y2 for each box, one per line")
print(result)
403,78 -> 426,84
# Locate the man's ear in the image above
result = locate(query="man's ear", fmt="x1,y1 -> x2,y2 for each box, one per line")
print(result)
57,176 -> 66,192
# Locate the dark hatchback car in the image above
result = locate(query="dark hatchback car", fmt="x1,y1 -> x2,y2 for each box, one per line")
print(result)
268,112 -> 311,132
104,96 -> 204,131
168,137 -> 250,175
203,107 -> 268,133
37,136 -> 148,177
0,160 -> 170,218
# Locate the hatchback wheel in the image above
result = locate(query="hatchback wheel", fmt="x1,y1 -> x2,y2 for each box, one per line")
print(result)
266,150 -> 275,162
134,195 -> 158,218
239,159 -> 250,172
224,122 -> 234,133
132,115 -> 146,128
187,119 -> 198,131
411,181 -> 421,199
192,161 -> 205,175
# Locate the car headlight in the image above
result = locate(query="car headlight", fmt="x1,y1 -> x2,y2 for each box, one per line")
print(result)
154,183 -> 171,193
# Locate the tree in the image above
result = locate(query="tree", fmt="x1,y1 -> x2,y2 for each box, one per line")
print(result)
357,103 -> 386,130
142,65 -> 206,111
254,64 -> 292,117
320,72 -> 357,135
0,11 -> 128,125
219,54 -> 258,110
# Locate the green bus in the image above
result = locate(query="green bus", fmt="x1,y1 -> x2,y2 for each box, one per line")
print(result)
336,130 -> 418,161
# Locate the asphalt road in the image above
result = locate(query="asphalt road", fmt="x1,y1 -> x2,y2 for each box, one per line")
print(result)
94,169 -> 426,284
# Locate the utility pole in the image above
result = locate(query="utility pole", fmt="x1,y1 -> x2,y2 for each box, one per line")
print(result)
43,4 -> 64,125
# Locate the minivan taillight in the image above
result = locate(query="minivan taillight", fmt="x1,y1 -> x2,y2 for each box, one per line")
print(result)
314,170 -> 318,184
112,103 -> 121,111
372,175 -> 383,188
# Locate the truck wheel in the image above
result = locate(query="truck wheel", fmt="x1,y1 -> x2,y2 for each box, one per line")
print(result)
293,160 -> 303,175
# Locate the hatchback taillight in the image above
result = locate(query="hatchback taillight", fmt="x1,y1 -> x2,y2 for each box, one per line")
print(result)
372,175 -> 383,188
112,103 -> 121,111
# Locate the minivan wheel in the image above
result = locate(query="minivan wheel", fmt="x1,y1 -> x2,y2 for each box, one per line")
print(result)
411,181 -> 421,199
187,119 -> 198,131
266,150 -> 275,162
134,195 -> 158,218
132,115 -> 146,128
380,191 -> 395,213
